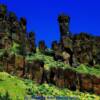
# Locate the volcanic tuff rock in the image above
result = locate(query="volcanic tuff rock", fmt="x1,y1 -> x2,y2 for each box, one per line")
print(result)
0,4 -> 100,95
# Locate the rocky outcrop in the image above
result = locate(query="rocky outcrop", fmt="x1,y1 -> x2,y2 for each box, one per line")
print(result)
24,60 -> 44,83
92,76 -> 100,95
0,4 -> 100,66
39,40 -> 47,53
0,4 -> 100,96
64,69 -> 77,90
28,32 -> 36,53
78,74 -> 93,92
42,67 -> 100,95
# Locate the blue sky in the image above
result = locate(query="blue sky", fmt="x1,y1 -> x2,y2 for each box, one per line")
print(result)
0,0 -> 100,47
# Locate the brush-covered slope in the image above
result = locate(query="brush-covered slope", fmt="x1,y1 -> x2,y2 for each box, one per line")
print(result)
0,72 -> 99,100
26,52 -> 100,77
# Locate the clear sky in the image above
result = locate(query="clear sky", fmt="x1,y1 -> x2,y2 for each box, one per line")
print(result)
0,0 -> 100,47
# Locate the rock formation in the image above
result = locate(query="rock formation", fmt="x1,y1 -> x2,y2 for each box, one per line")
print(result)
0,4 -> 100,95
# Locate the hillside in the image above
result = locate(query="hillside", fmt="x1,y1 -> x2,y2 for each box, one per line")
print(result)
0,72 -> 100,100
0,3 -> 100,99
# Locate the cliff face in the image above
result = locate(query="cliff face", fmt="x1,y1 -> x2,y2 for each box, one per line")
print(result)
0,4 -> 100,66
0,4 -> 100,95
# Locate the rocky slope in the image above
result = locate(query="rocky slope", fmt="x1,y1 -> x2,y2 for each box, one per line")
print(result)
0,3 -> 100,97
0,72 -> 100,100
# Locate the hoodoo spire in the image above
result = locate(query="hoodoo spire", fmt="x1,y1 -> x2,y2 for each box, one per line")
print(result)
58,14 -> 70,40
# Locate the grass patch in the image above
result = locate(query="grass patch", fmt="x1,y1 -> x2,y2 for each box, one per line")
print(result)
73,64 -> 100,77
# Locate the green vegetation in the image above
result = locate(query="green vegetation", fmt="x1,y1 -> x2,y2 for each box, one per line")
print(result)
26,52 -> 70,70
0,91 -> 11,100
0,64 -> 4,71
0,72 -> 27,100
0,72 -> 99,100
0,49 -> 100,99
1,45 -> 100,77
73,64 -> 100,77
0,49 -> 5,56
26,53 -> 100,77
10,42 -> 21,54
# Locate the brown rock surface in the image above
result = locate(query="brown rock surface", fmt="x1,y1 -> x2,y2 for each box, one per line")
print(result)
79,74 -> 93,92
15,55 -> 24,69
